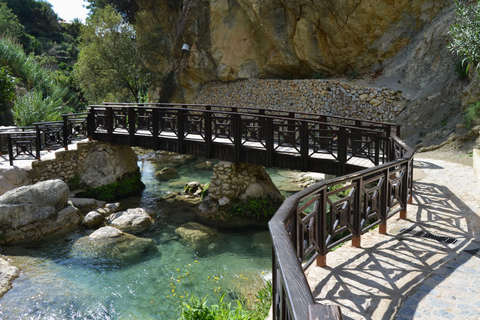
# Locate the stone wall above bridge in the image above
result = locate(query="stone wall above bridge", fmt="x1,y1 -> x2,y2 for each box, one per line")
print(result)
195,79 -> 407,122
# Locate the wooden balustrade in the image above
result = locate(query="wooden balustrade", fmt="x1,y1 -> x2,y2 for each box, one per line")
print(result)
2,103 -> 414,320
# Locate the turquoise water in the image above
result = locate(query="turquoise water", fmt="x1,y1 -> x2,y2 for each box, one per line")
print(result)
0,154 -> 300,319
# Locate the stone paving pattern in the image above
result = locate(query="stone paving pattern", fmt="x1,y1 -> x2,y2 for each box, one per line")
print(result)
305,156 -> 480,319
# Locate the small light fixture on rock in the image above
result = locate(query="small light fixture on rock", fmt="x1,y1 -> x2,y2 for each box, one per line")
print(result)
182,43 -> 190,51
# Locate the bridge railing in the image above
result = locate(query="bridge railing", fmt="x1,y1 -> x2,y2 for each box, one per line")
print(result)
269,134 -> 414,320
101,102 -> 400,136
89,104 -> 394,173
3,113 -> 89,165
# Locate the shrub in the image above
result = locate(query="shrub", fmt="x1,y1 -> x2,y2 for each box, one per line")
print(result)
448,0 -> 480,75
179,281 -> 272,320
229,197 -> 280,220
81,172 -> 145,201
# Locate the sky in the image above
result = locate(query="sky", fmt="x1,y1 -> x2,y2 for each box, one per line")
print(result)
46,0 -> 90,23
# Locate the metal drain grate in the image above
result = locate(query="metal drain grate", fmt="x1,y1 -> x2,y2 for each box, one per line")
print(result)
398,227 -> 460,245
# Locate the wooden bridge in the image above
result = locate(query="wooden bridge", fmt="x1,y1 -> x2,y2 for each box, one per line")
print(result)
0,103 -> 414,320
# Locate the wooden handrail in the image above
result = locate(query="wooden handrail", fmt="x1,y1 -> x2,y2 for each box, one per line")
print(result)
269,134 -> 414,320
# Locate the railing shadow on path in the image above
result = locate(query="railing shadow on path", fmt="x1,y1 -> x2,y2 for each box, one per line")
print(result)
306,176 -> 480,320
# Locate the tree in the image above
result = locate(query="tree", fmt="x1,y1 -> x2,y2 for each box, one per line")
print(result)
74,5 -> 150,103
0,66 -> 18,125
0,2 -> 24,39
448,0 -> 480,74
86,0 -> 138,23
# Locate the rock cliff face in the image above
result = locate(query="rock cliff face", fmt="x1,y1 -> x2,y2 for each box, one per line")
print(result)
136,0 -> 448,100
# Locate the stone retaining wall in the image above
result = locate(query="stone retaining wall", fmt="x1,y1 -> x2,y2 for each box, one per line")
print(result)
195,79 -> 407,122
29,143 -> 90,184
208,161 -> 283,206
28,141 -> 138,187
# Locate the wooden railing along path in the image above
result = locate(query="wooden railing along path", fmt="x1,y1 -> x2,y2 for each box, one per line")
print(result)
1,103 -> 414,320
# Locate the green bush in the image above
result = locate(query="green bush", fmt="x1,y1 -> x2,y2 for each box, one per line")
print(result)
229,197 -> 280,220
179,281 -> 272,320
448,0 -> 480,75
81,172 -> 145,201
0,37 -> 72,125
464,101 -> 480,127
11,89 -> 64,126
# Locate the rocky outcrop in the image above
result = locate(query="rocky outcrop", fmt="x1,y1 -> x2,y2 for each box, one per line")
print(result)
136,0 -> 448,100
106,208 -> 154,234
69,226 -> 156,262
0,180 -> 83,244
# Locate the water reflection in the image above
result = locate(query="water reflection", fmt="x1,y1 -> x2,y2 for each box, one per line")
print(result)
2,154 -> 316,319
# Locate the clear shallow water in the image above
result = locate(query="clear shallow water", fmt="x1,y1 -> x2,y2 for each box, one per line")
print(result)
0,155 -> 300,319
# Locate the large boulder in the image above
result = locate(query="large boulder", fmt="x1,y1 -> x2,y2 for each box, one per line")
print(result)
0,179 -> 68,211
0,180 -> 83,244
80,143 -> 138,188
106,208 -> 154,234
0,166 -> 30,196
69,226 -> 156,262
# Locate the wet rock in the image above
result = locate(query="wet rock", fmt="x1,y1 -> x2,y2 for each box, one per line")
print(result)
82,211 -> 104,229
69,226 -> 156,262
155,167 -> 179,180
194,161 -> 214,170
175,222 -> 219,249
106,208 -> 154,234
68,198 -> 107,214
0,256 -> 19,298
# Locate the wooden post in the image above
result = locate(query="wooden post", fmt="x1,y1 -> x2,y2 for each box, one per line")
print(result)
152,108 -> 159,150
63,116 -> 69,150
7,134 -> 13,166
301,121 -> 309,171
234,112 -> 242,163
128,107 -> 136,146
266,117 -> 274,167
106,107 -> 114,144
177,108 -> 185,154
352,235 -> 361,248
205,107 -> 212,159
379,224 -> 387,234
317,255 -> 326,267
35,125 -> 41,161
338,127 -> 347,175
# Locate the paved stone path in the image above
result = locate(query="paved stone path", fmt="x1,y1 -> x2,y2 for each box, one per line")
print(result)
305,155 -> 480,320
